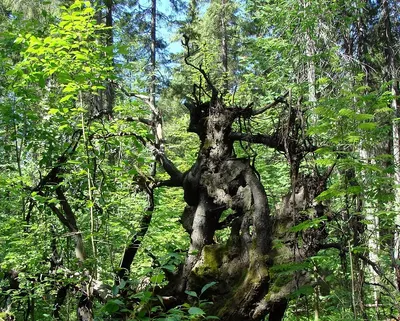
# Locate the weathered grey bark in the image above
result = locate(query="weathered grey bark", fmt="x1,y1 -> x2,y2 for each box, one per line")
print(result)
382,0 -> 400,292
159,86 -> 330,320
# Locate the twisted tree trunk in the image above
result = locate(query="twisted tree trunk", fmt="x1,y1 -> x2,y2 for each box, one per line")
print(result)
162,94 -> 329,321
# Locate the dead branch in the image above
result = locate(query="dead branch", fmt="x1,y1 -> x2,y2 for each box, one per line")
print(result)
229,132 -> 285,151
125,116 -> 152,126
110,80 -> 157,114
92,132 -> 149,145
153,149 -> 184,184
182,35 -> 218,101
250,91 -> 289,116
32,130 -> 82,192
55,188 -> 79,232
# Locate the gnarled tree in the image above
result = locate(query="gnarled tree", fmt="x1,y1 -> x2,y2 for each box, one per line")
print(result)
125,40 -> 333,320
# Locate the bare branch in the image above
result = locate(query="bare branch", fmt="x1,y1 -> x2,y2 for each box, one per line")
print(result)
47,201 -> 73,231
251,91 -> 289,116
230,132 -> 284,151
182,35 -> 218,101
92,132 -> 149,145
111,81 -> 150,101
117,189 -> 154,282
125,117 -> 152,126
55,188 -> 79,232
154,150 -> 184,184
32,131 -> 82,192
155,179 -> 182,187
111,80 -> 157,113
318,242 -> 343,251
364,281 -> 400,312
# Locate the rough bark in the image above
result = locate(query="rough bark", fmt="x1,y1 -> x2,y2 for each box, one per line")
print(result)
160,93 -> 329,320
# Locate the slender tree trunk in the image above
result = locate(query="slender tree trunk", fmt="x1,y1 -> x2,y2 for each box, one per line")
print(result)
104,0 -> 114,116
93,0 -> 114,117
343,166 -> 367,320
116,0 -> 164,287
303,0 -> 316,104
313,265 -> 320,321
150,0 -> 163,150
360,147 -> 380,313
150,0 -> 156,112
220,0 -> 228,93
357,12 -> 380,306
382,0 -> 400,292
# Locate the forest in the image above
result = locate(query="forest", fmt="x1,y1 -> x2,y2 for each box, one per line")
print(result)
1,0 -> 400,320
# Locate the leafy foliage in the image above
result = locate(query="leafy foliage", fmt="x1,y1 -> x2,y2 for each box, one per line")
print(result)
1,0 -> 400,320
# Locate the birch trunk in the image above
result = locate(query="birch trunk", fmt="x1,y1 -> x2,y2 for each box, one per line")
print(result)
382,0 -> 400,291
359,147 -> 380,312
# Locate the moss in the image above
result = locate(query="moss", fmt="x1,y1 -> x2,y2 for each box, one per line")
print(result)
268,273 -> 292,294
274,274 -> 291,287
264,275 -> 292,304
192,245 -> 273,318
275,221 -> 287,235
264,292 -> 272,302
192,244 -> 224,280
203,245 -> 223,270
215,264 -> 271,319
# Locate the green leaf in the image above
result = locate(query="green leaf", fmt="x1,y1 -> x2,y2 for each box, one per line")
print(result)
60,94 -> 74,103
62,83 -> 78,93
188,307 -> 205,315
112,285 -> 119,296
48,108 -> 59,115
69,1 -> 83,9
290,285 -> 314,298
358,122 -> 377,130
104,300 -> 120,313
290,217 -> 326,233
162,264 -> 176,272
352,246 -> 368,254
347,185 -> 362,194
118,279 -> 126,289
48,198 -> 59,204
38,75 -> 46,88
354,113 -> 374,121
185,290 -> 198,298
200,281 -> 217,295
117,45 -> 129,55
150,273 -> 164,284
338,108 -> 355,117
314,147 -> 332,154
